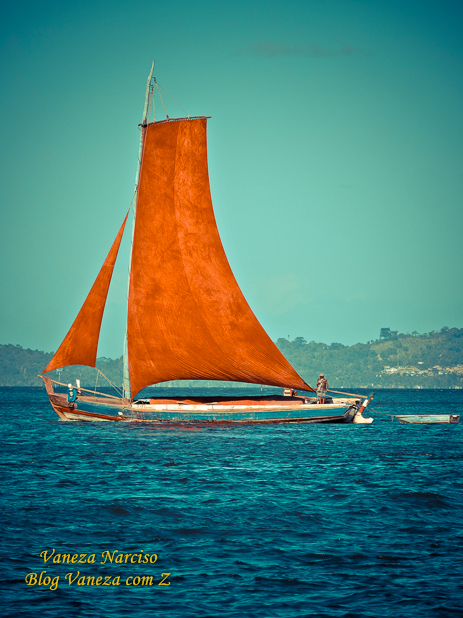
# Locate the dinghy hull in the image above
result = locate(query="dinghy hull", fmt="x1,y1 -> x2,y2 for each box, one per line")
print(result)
395,414 -> 460,424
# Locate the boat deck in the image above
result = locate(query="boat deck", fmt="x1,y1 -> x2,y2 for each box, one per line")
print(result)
132,394 -> 357,412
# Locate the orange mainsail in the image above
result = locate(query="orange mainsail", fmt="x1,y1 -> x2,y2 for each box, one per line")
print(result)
44,214 -> 128,373
127,118 -> 312,396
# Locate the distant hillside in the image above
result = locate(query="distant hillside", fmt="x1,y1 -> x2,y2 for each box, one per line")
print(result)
276,327 -> 463,389
0,344 -> 122,388
1,326 -> 462,389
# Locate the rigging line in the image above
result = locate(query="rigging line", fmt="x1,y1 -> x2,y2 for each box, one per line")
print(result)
368,407 -> 395,417
155,82 -> 169,119
363,407 -> 395,421
97,368 -> 123,396
156,82 -> 190,117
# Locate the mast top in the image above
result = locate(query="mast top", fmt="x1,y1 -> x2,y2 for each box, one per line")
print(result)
141,61 -> 155,127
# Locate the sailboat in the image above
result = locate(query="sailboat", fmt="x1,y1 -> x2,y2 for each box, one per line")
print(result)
39,63 -> 370,423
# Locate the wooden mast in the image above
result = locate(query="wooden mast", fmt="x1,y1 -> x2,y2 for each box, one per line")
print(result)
122,61 -> 155,400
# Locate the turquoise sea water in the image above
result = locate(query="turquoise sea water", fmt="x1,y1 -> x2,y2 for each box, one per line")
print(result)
1,387 -> 462,617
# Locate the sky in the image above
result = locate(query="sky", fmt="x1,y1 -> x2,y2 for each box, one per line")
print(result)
1,0 -> 462,358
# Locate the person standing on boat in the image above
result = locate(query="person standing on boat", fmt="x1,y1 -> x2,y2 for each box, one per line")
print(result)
67,383 -> 77,406
317,374 -> 328,404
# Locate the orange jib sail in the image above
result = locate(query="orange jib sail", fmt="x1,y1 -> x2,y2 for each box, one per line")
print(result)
127,118 -> 312,396
44,214 -> 128,373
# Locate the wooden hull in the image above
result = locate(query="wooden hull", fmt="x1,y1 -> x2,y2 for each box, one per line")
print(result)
42,378 -> 360,424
